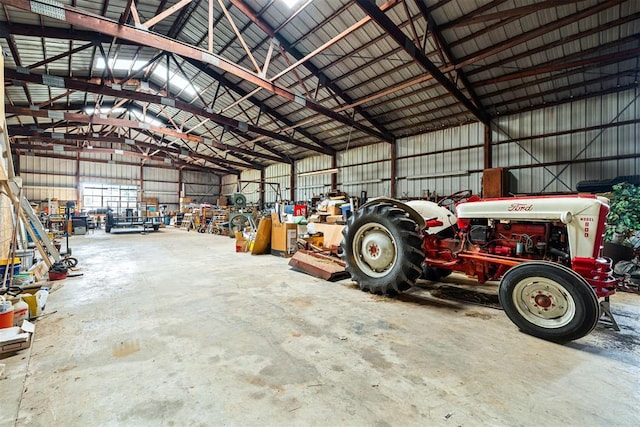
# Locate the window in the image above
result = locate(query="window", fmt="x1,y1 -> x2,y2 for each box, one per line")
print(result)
83,184 -> 139,215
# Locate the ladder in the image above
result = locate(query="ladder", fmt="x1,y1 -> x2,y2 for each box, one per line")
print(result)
7,180 -> 61,267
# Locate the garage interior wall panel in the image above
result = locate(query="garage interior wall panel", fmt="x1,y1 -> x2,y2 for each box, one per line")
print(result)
181,170 -> 221,204
141,167 -> 180,207
221,174 -> 239,197
80,161 -> 140,183
239,170 -> 260,205
492,88 -> 640,194
396,123 -> 484,198
19,155 -> 78,202
295,155 -> 332,201
264,163 -> 290,205
338,143 -> 391,197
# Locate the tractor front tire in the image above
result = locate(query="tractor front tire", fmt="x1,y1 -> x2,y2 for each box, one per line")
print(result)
342,203 -> 424,295
499,261 -> 600,342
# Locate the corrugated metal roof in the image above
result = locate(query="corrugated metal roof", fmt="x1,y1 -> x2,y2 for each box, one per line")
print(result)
1,0 -> 638,172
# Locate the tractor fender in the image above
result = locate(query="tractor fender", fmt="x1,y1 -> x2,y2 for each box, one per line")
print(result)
358,198 -> 456,234
358,198 -> 424,226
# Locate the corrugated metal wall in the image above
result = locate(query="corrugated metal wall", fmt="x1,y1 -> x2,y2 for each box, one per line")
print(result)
221,174 -> 239,197
18,154 -> 217,211
264,163 -> 290,205
295,155 -> 333,201
143,167 -> 180,208
396,123 -> 485,198
17,89 -> 640,207
21,156 -> 79,201
493,88 -> 640,193
338,143 -> 391,198
181,170 -> 220,204
239,169 -> 261,205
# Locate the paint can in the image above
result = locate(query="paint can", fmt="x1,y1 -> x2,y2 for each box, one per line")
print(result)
0,295 -> 14,329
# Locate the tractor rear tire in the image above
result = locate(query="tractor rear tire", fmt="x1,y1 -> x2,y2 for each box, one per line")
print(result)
341,203 -> 424,295
499,261 -> 600,342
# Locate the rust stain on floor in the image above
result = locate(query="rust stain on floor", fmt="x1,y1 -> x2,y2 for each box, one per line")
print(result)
112,340 -> 141,358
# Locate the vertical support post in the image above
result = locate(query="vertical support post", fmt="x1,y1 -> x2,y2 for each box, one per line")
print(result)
259,168 -> 265,210
208,0 -> 214,53
75,153 -> 80,207
13,152 -> 20,176
178,167 -> 183,198
390,142 -> 396,198
289,163 -> 295,202
139,161 -> 144,201
484,122 -> 492,170
331,154 -> 337,191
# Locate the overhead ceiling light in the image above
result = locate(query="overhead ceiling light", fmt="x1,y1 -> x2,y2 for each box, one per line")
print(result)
84,106 -> 126,115
95,58 -> 147,71
298,168 -> 339,177
282,0 -> 303,7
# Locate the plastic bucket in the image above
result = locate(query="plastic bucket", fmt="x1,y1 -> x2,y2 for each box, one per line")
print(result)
0,262 -> 21,286
0,296 -> 14,328
15,249 -> 35,270
48,271 -> 68,281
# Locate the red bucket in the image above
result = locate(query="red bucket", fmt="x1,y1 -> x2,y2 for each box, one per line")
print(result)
48,271 -> 68,281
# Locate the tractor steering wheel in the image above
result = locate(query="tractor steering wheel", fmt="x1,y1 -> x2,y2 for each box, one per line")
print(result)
438,189 -> 473,212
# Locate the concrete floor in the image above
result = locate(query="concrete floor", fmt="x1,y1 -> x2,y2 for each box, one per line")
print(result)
1,227 -> 639,426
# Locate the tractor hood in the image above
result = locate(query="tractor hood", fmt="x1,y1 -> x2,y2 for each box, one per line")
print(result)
456,195 -> 609,224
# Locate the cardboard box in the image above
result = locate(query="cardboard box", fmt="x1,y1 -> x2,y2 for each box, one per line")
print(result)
326,215 -> 343,224
327,205 -> 342,216
234,231 -> 249,252
271,212 -> 297,257
0,320 -> 34,355
310,223 -> 345,249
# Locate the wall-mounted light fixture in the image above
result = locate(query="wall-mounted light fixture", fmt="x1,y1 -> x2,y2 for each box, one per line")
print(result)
407,170 -> 468,180
343,179 -> 383,185
298,168 -> 339,177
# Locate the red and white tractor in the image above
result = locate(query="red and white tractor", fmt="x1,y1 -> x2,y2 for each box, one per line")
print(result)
341,192 -> 617,342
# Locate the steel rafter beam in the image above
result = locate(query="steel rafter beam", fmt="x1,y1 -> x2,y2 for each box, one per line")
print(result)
0,0 -> 390,142
183,58 -> 334,155
413,0 -> 485,115
10,130 -> 240,174
5,105 -> 261,170
442,0 -> 586,29
12,143 -> 226,174
466,13 -> 640,78
27,41 -> 94,70
454,0 -> 623,70
488,69 -> 640,113
354,0 -> 489,124
10,139 -> 233,174
4,68 -> 319,158
441,0 -> 513,30
475,47 -> 640,87
229,0 -> 395,141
